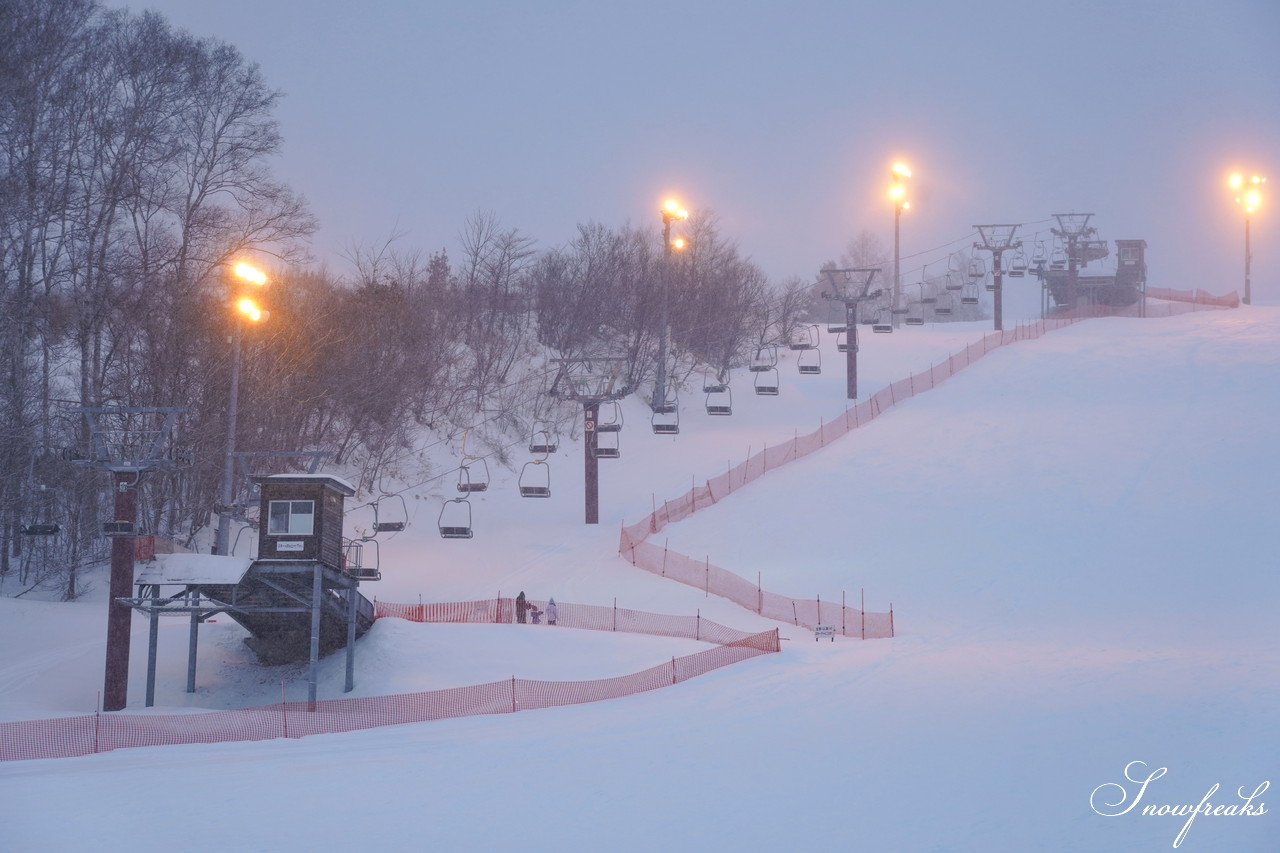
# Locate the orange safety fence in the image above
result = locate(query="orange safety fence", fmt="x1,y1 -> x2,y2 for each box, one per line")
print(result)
619,288 -> 1239,635
0,618 -> 780,762
375,597 -> 764,645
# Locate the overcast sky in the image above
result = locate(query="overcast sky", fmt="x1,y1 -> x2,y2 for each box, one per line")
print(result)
130,0 -> 1280,301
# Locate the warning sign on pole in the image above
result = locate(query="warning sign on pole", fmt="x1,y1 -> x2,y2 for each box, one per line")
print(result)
585,420 -> 595,432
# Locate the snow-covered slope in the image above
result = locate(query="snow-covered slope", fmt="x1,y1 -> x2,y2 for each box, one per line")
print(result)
2,300 -> 1276,853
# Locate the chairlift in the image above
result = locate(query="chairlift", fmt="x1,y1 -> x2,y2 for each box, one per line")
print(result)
798,347 -> 821,375
788,324 -> 819,350
372,494 -> 408,533
934,293 -> 955,316
593,429 -> 620,459
1049,242 -> 1068,270
702,367 -> 729,393
651,406 -> 679,435
518,460 -> 551,498
1008,248 -> 1028,278
457,457 -> 490,493
967,255 -> 987,279
961,282 -> 980,306
826,304 -> 848,334
945,271 -> 964,291
652,387 -> 677,415
905,303 -> 925,326
836,330 -> 849,352
872,306 -> 893,333
343,538 -> 382,581
754,368 -> 780,396
985,273 -> 997,292
438,498 -> 473,539
528,424 -> 558,455
596,400 -> 623,432
1030,241 -> 1048,267
705,385 -> 732,416
749,346 -> 777,372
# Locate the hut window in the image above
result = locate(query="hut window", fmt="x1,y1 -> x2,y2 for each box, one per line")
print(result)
268,500 -> 314,535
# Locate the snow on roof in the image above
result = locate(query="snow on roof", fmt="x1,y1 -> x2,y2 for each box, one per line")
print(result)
253,473 -> 357,495
135,553 -> 253,585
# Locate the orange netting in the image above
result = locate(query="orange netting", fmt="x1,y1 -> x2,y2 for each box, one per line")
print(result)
0,618 -> 780,762
619,289 -> 1239,636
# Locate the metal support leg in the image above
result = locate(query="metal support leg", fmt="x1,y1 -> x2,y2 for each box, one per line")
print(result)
308,564 -> 322,709
186,604 -> 199,693
145,584 -> 160,707
344,580 -> 357,693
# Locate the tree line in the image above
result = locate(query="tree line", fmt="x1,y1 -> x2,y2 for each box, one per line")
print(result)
1,1 -> 813,598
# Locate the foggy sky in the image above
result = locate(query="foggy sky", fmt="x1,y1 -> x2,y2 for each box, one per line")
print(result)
132,0 -> 1280,301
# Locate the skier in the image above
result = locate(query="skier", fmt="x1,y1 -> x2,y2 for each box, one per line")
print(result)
515,591 -> 529,624
546,598 -> 558,626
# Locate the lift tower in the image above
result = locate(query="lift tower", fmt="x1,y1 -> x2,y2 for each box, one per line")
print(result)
973,225 -> 1021,332
820,267 -> 882,400
1051,213 -> 1096,311
550,357 -> 635,524
71,406 -> 185,711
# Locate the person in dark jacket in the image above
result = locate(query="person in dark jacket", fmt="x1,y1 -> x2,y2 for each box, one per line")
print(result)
515,591 -> 529,624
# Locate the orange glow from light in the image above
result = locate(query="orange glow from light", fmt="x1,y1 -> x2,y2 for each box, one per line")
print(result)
233,262 -> 268,286
1229,173 -> 1244,190
892,162 -> 912,178
671,237 -> 687,251
889,184 -> 905,200
237,298 -> 264,322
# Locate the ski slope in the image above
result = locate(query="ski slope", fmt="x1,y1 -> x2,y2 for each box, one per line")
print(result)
1,297 -> 1277,853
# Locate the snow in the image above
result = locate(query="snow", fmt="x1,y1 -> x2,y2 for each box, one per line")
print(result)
135,553 -> 252,585
2,297 -> 1277,852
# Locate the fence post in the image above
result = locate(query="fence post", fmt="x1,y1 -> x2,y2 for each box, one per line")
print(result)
842,591 -> 846,636
662,539 -> 668,576
792,601 -> 799,626
758,572 -> 763,615
696,609 -> 701,641
671,657 -> 677,685
705,556 -> 710,597
281,681 -> 288,739
890,603 -> 895,638
94,694 -> 101,754
861,588 -> 866,640
511,676 -> 517,713
613,598 -> 617,631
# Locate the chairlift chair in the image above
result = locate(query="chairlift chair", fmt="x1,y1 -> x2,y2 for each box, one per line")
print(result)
967,255 -> 986,280
945,272 -> 964,291
652,387 -> 677,415
826,305 -> 848,334
961,282 -> 980,305
518,460 -> 551,498
1008,249 -> 1028,278
1049,243 -> 1068,270
705,385 -> 732,415
651,407 -> 679,435
372,494 -> 408,533
593,429 -> 620,459
788,324 -> 818,350
798,347 -> 821,375
702,367 -> 729,393
596,400 -> 623,432
1031,241 -> 1048,267
934,293 -> 954,316
754,368 -> 780,396
456,458 -> 490,493
438,498 -> 473,539
872,306 -> 893,333
528,425 -> 558,455
905,303 -> 925,326
985,273 -> 997,292
836,330 -> 848,352
748,346 -> 777,372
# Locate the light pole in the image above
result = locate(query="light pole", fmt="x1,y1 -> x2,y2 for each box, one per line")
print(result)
215,261 -> 269,556
1230,173 -> 1265,305
654,199 -> 688,412
890,163 -> 911,328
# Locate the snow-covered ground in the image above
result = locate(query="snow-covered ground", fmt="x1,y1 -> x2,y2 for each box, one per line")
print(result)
1,291 -> 1277,852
